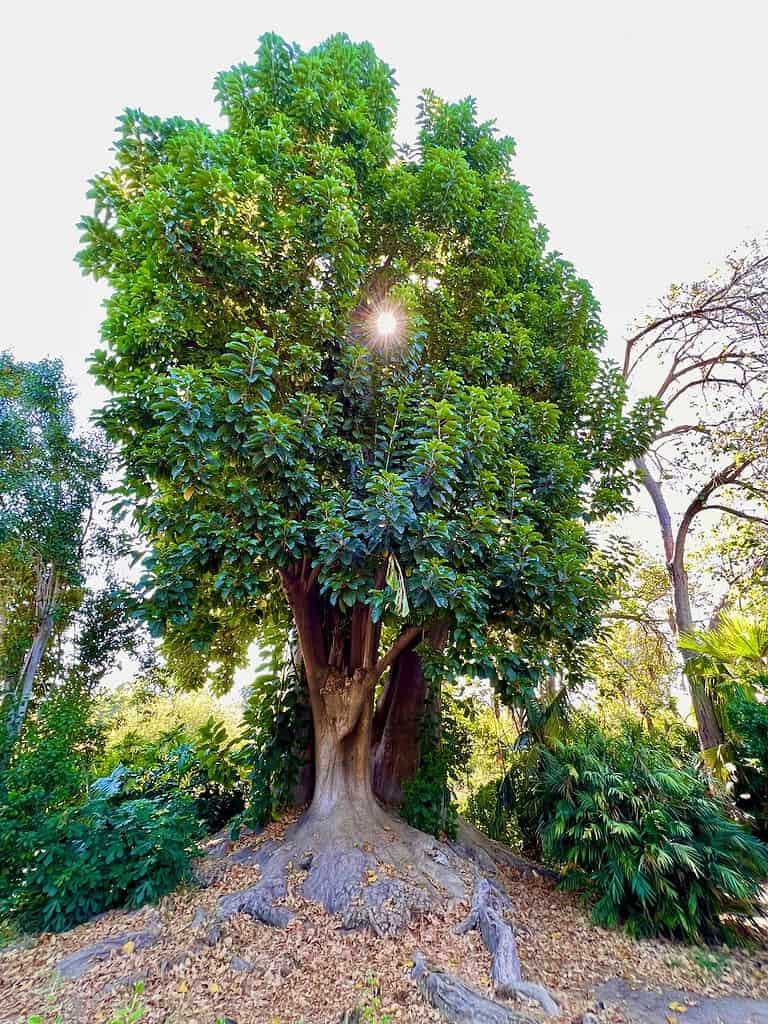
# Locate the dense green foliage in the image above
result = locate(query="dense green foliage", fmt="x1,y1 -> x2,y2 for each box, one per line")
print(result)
0,682 -> 203,933
729,691 -> 768,840
7,793 -> 200,933
236,645 -> 312,830
465,779 -> 520,846
506,722 -> 768,941
96,714 -> 244,832
78,32 -> 657,711
0,687 -> 104,903
0,354 -> 112,756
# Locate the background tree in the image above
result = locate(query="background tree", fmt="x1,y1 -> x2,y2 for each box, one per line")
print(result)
622,239 -> 768,749
79,33 -> 655,927
0,354 -> 110,759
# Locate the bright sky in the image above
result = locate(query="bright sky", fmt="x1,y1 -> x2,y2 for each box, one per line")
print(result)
4,0 -> 767,422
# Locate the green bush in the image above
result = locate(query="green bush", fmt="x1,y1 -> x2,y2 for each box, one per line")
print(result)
728,689 -> 768,840
98,716 -> 244,832
0,687 -> 104,901
5,794 -> 201,933
509,722 -> 768,941
465,779 -> 519,847
236,649 -> 313,831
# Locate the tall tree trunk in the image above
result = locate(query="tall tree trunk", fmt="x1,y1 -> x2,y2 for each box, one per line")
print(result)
638,458 -> 724,750
372,646 -> 428,805
372,623 -> 449,806
669,547 -> 724,750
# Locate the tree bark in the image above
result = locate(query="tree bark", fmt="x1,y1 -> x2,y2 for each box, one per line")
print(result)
372,622 -> 449,806
307,667 -> 379,822
372,646 -> 427,805
670,551 -> 724,749
637,458 -> 724,750
2,565 -> 59,765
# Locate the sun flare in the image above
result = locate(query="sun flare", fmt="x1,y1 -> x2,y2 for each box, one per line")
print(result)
375,309 -> 398,338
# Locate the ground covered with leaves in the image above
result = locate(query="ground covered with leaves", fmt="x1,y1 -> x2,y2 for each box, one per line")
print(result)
2,816 -> 767,1024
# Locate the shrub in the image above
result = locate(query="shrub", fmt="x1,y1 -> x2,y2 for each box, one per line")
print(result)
0,687 -> 104,901
464,779 -> 519,847
236,649 -> 313,831
508,722 -> 768,941
97,716 -> 245,832
728,690 -> 768,840
5,794 -> 201,933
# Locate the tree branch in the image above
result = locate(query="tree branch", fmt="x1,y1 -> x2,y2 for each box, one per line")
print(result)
374,625 -> 423,681
699,504 -> 768,526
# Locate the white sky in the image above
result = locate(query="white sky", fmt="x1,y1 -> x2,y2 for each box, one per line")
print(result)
3,1 -> 767,480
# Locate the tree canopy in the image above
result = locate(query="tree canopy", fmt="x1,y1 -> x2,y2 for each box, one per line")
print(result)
79,33 -> 656,714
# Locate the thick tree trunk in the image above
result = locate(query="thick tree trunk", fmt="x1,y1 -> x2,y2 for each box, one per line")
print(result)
308,669 -> 379,823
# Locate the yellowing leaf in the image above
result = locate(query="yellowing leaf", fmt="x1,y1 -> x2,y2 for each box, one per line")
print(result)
183,486 -> 194,500
121,940 -> 135,955
669,1003 -> 688,1013
177,981 -> 188,994
208,981 -> 220,994
366,870 -> 378,883
666,1016 -> 678,1024
401,959 -> 414,968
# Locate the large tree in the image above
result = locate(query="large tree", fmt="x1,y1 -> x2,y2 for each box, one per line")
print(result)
622,239 -> 768,750
79,34 -> 653,928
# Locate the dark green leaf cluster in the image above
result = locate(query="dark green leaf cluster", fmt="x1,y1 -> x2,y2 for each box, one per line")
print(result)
0,687 -> 104,910
235,640 -> 313,830
505,720 -> 768,941
727,686 -> 768,840
3,793 -> 201,933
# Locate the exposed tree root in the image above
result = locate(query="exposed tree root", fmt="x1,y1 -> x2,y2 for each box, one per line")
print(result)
217,805 -> 468,937
456,876 -> 560,1016
452,819 -> 560,882
214,806 -> 561,1021
411,951 -> 538,1024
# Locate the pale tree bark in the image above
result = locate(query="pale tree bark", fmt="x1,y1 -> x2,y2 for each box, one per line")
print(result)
623,242 -> 768,750
2,562 -> 60,763
636,456 -> 766,750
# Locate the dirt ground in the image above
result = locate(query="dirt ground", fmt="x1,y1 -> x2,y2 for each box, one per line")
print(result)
2,815 -> 767,1024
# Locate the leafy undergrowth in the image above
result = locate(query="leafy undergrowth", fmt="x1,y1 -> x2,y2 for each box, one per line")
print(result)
1,814 -> 767,1024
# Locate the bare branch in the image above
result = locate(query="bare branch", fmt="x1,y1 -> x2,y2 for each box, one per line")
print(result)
698,504 -> 768,526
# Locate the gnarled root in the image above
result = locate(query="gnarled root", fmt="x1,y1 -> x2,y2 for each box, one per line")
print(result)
411,951 -> 538,1024
217,807 -> 467,937
456,876 -> 560,1016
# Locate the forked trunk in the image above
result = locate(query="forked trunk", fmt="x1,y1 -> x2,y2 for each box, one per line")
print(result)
637,458 -> 724,752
